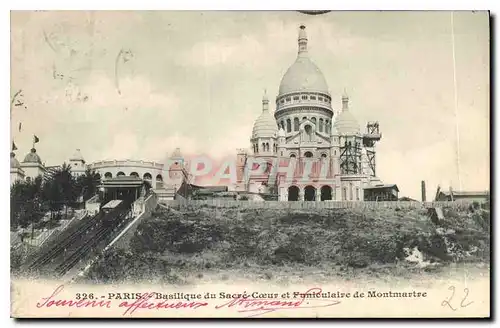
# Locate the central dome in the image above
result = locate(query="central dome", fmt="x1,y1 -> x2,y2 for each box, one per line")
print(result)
278,25 -> 329,96
278,57 -> 329,95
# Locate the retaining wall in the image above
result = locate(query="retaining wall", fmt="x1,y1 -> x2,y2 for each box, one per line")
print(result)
109,193 -> 158,249
161,199 -> 478,211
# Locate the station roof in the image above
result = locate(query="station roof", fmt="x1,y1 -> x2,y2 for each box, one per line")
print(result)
364,184 -> 399,192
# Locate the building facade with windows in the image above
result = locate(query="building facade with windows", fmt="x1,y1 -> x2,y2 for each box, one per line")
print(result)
10,145 -> 190,202
237,25 -> 385,201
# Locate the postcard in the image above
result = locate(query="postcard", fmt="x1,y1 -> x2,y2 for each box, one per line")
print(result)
10,10 -> 490,318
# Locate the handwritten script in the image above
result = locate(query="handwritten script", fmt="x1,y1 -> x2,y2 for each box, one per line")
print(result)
441,285 -> 474,311
36,285 -> 341,317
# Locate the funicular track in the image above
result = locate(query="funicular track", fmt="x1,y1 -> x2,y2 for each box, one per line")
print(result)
25,200 -> 135,277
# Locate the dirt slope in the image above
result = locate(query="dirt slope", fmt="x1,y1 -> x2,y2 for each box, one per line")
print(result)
84,204 -> 490,284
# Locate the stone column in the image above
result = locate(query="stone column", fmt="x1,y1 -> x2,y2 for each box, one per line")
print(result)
299,188 -> 304,201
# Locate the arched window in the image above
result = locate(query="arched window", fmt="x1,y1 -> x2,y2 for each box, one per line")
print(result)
281,120 -> 285,130
319,118 -> 324,132
302,95 -> 308,100
312,117 -> 317,125
266,143 -> 269,152
286,119 -> 292,133
294,118 -> 299,131
262,143 -> 265,152
326,120 -> 331,134
293,95 -> 300,101
356,187 -> 360,201
302,116 -> 307,121
117,171 -> 125,177
104,172 -> 112,179
304,125 -> 313,141
130,172 -> 139,178
304,151 -> 313,158
256,144 -> 259,153
343,187 -> 347,200
290,154 -> 296,158
156,174 -> 163,189
143,173 -> 152,180
321,153 -> 327,158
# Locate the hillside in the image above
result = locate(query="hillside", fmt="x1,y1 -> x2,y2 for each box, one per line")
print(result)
83,203 -> 490,284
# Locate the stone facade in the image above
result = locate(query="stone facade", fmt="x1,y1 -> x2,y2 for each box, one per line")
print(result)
239,25 -> 384,201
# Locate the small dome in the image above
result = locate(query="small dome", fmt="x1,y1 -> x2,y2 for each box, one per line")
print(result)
334,93 -> 360,135
170,147 -> 182,159
70,149 -> 85,162
10,152 -> 20,168
278,127 -> 286,137
252,111 -> 278,139
334,110 -> 360,134
23,148 -> 42,164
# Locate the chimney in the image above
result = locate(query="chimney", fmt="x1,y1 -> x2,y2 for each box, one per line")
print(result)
421,181 -> 426,202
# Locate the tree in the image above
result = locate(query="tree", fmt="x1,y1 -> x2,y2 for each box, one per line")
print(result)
10,177 -> 45,234
10,181 -> 26,230
44,163 -> 77,220
76,168 -> 101,202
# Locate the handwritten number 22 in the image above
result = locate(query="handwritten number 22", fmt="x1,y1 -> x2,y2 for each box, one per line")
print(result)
442,286 -> 474,311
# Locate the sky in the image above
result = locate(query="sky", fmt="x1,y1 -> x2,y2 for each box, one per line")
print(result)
10,10 -> 490,200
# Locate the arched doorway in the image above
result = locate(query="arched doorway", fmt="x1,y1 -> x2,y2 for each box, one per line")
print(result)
304,185 -> 316,201
320,185 -> 332,201
288,186 -> 299,201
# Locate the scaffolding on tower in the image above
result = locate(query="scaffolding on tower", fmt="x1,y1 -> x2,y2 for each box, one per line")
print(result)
339,137 -> 362,174
362,121 -> 382,177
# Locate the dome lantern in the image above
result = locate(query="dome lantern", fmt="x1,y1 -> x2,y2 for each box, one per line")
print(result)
298,25 -> 308,56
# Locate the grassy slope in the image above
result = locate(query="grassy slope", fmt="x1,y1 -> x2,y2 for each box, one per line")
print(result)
84,204 -> 490,284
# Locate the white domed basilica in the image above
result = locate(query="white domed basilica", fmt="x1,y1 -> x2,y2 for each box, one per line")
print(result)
236,25 -> 384,201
